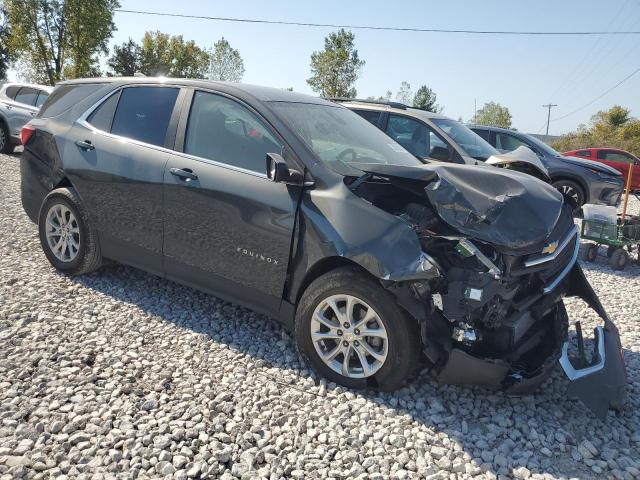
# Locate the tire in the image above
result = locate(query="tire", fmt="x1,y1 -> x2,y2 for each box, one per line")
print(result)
581,243 -> 598,262
552,179 -> 585,211
607,245 -> 617,258
0,121 -> 15,154
608,248 -> 628,271
294,267 -> 421,391
38,187 -> 102,275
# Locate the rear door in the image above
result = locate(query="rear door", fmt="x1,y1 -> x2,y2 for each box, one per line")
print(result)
62,85 -> 183,274
7,87 -> 39,136
163,89 -> 302,315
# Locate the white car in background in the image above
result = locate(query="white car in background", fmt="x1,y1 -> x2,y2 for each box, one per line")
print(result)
0,82 -> 53,153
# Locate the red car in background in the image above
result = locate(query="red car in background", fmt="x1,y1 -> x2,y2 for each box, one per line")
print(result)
563,148 -> 640,191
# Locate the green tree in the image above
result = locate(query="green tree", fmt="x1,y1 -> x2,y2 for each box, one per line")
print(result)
0,4 -> 15,80
5,0 -> 119,84
413,85 -> 442,113
307,29 -> 365,98
139,31 -> 209,78
552,105 -> 640,156
207,37 -> 244,82
396,81 -> 412,105
471,101 -> 512,128
366,90 -> 392,102
107,39 -> 142,76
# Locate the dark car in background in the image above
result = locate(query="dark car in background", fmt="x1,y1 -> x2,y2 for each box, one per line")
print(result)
19,78 -> 626,418
563,147 -> 640,192
470,125 -> 624,209
0,82 -> 52,153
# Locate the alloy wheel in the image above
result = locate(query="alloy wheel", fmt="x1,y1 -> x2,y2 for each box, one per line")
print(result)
310,294 -> 388,379
45,204 -> 80,262
558,184 -> 580,204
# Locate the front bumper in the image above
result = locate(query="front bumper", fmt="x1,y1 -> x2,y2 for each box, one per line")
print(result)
588,177 -> 624,206
435,264 -> 627,420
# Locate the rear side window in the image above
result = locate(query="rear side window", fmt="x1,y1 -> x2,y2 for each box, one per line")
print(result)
5,86 -> 20,99
87,91 -> 121,132
353,109 -> 382,126
495,133 -> 528,151
111,87 -> 179,147
14,87 -> 39,106
184,91 -> 283,173
39,84 -> 106,118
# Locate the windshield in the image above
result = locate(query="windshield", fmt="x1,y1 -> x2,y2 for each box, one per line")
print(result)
523,133 -> 561,157
431,118 -> 499,161
269,102 -> 423,175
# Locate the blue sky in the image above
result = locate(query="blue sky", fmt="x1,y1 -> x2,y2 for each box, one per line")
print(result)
19,0 -> 640,135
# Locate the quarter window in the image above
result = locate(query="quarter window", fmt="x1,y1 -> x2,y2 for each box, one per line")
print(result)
87,91 -> 121,132
473,128 -> 491,141
110,87 -> 179,147
5,86 -> 20,99
184,91 -> 283,173
386,114 -> 449,160
576,150 -> 591,157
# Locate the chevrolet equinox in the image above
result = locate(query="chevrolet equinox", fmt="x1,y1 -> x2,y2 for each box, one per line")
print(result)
20,78 -> 626,419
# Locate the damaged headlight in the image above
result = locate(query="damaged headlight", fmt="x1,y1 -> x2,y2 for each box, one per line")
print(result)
420,252 -> 442,276
455,238 -> 502,279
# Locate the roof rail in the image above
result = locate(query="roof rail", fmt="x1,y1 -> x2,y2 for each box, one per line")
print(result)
325,97 -> 408,110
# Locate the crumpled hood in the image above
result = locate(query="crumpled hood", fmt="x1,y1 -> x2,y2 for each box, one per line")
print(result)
558,156 -> 622,176
352,161 -> 564,249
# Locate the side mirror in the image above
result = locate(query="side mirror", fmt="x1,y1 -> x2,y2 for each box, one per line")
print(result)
266,152 -> 304,185
430,146 -> 450,162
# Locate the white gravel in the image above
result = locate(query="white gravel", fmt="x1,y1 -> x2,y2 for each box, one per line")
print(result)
1,151 -> 639,480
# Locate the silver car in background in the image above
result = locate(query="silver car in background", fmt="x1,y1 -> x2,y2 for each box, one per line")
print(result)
0,82 -> 52,153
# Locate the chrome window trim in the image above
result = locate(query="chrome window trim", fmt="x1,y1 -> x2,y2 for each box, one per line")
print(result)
524,224 -> 579,267
75,85 -> 269,180
542,231 -> 580,295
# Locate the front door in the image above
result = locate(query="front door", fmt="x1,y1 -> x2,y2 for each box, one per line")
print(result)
597,150 -> 640,189
163,90 -> 302,314
63,85 -> 181,274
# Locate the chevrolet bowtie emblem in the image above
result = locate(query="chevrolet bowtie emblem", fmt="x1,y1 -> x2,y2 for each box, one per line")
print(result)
542,241 -> 559,255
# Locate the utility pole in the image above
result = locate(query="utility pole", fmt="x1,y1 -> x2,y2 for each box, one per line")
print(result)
542,104 -> 558,136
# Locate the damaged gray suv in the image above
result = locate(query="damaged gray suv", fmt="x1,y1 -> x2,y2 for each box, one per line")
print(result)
21,78 -> 626,418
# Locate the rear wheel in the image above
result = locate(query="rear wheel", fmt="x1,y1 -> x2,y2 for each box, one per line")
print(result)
552,179 -> 585,211
0,121 -> 15,154
609,248 -> 628,271
295,267 -> 420,391
38,187 -> 102,275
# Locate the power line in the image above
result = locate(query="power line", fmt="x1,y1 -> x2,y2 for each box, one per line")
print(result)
552,66 -> 640,122
113,9 -> 640,35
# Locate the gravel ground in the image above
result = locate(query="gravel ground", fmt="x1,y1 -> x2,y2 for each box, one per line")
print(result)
1,150 -> 639,480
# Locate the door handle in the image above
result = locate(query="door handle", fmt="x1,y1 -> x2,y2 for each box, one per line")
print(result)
29,111 -> 36,116
75,140 -> 95,151
169,167 -> 198,181
5,105 -> 12,110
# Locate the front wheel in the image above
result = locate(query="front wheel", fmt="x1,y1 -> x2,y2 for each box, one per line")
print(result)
38,187 -> 102,275
295,267 -> 420,391
552,179 -> 585,211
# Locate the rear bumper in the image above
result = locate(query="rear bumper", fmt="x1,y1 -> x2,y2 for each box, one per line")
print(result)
20,153 -> 50,223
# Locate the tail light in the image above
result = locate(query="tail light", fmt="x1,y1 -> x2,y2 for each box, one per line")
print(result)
21,124 -> 36,145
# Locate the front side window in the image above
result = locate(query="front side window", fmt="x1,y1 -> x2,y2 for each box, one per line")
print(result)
386,114 -> 449,160
495,133 -> 529,152
185,91 -> 283,173
14,87 -> 39,106
34,90 -> 49,108
576,150 -> 591,157
110,86 -> 179,147
431,118 -> 498,161
597,150 -> 635,164
269,102 -> 421,175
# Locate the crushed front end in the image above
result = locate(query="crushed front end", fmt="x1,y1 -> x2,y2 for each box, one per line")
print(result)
350,162 -> 627,419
